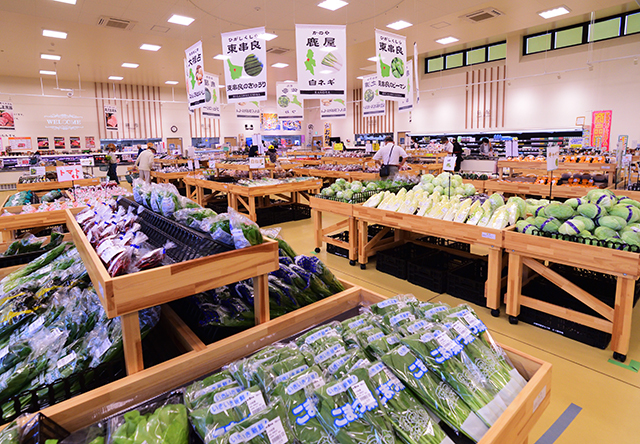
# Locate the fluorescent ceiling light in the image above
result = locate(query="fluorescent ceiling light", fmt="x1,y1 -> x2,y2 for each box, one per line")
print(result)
165,81 -> 179,85
109,76 -> 124,81
52,0 -> 76,4
284,80 -> 295,83
214,54 -> 230,60
40,70 -> 56,75
436,36 -> 459,44
41,54 -> 61,61
319,69 -> 332,74
318,0 -> 348,11
367,56 -> 377,62
168,14 -> 195,26
271,63 -> 288,68
258,33 -> 278,41
140,44 -> 161,51
539,6 -> 570,19
121,63 -> 139,68
387,20 -> 412,30
43,29 -> 67,39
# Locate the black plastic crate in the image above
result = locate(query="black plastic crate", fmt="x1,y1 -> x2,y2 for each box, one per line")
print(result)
407,251 -> 471,294
15,225 -> 67,238
447,260 -> 496,306
292,203 -> 311,221
21,413 -> 69,444
415,236 -> 471,253
0,250 -> 50,269
327,231 -> 349,258
376,243 -> 438,280
256,205 -> 294,226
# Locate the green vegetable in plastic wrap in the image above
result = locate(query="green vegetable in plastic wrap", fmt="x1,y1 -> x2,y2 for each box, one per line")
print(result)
110,404 -> 188,444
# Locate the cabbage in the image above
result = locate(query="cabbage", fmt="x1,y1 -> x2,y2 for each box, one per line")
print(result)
617,198 -> 640,209
443,199 -> 462,221
609,204 -> 640,223
535,217 -> 561,233
365,182 -> 378,191
433,185 -> 444,195
324,188 -> 335,197
623,223 -> 640,233
564,198 -> 587,209
488,193 -> 505,209
363,192 -> 384,208
463,183 -> 476,196
573,216 -> 595,232
544,203 -> 574,220
558,219 -> 585,235
330,183 -> 341,192
343,190 -> 354,201
598,215 -> 627,231
451,175 -> 463,187
350,181 -> 363,193
454,199 -> 476,223
466,206 -> 484,225
621,231 -> 640,246
488,206 -> 510,229
507,197 -> 526,219
516,220 -> 537,234
594,226 -> 619,240
577,203 -> 606,219
421,174 -> 435,184
454,186 -> 465,196
587,189 -> 614,209
335,178 -> 348,187
506,202 -> 520,226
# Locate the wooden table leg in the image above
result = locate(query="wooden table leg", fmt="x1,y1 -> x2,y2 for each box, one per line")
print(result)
249,196 -> 257,222
611,276 -> 636,361
197,186 -> 205,207
348,216 -> 357,264
121,312 -> 144,375
358,219 -> 368,266
486,246 -> 503,315
312,209 -> 322,253
253,274 -> 270,324
505,253 -> 523,322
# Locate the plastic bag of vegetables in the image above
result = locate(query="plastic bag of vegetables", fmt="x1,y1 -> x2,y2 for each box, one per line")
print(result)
228,208 -> 263,249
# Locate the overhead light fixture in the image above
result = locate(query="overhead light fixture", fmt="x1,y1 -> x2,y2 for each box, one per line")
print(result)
140,44 -> 161,51
165,81 -> 179,85
43,29 -> 67,39
271,63 -> 288,68
214,54 -> 230,60
318,0 -> 348,11
539,6 -> 570,19
258,33 -> 278,41
109,76 -> 124,81
367,56 -> 377,62
121,63 -> 139,68
41,54 -> 61,61
168,14 -> 195,26
387,20 -> 412,30
436,36 -> 459,44
40,70 -> 56,75
319,69 -> 332,74
52,0 -> 76,4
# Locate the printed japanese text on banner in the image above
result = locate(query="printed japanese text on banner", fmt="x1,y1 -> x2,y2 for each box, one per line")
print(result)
203,73 -> 221,118
375,29 -> 407,100
362,75 -> 385,117
222,27 -> 267,103
104,105 -> 118,131
184,41 -> 206,109
295,24 -> 346,99
591,110 -> 613,150
276,83 -> 304,120
398,59 -> 413,113
236,102 -> 261,119
320,97 -> 347,119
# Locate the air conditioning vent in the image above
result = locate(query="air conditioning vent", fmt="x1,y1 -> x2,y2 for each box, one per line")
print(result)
461,8 -> 503,23
97,16 -> 137,31
266,47 -> 289,55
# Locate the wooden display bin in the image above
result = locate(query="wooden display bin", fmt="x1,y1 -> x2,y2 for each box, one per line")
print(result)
0,205 -> 82,243
15,177 -> 101,192
484,179 -> 603,199
214,162 -> 275,179
150,170 -> 195,184
33,285 -> 552,444
462,179 -> 486,193
310,196 -> 358,264
497,160 -> 616,187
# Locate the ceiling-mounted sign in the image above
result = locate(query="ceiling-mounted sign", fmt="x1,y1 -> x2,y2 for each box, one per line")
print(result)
320,96 -> 347,120
362,75 -> 385,117
104,105 -> 118,131
221,27 -> 267,103
398,59 -> 413,113
203,72 -> 221,119
236,102 -> 261,119
185,41 -> 206,110
276,82 -> 304,120
591,110 -> 612,150
0,102 -> 15,130
375,29 -> 407,100
295,24 -> 347,99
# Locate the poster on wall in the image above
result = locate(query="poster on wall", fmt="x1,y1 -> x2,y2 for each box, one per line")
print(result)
54,137 -> 65,149
0,102 -> 15,130
276,83 -> 304,120
320,96 -> 347,119
70,137 -> 81,149
9,137 -> 31,152
184,41 -> 206,109
37,137 -> 49,150
324,122 -> 332,146
261,113 -> 281,131
281,120 -> 302,131
221,27 -> 267,103
591,110 -> 612,150
236,102 -> 261,119
362,74 -> 386,117
85,136 -> 96,149
104,105 -> 118,131
295,24 -> 347,99
375,29 -> 407,100
398,59 -> 414,113
203,72 -> 221,118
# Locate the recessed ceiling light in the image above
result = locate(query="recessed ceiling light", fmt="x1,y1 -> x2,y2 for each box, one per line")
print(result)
43,29 -> 67,39
436,36 -> 459,45
214,54 -> 230,60
40,70 -> 56,75
109,76 -> 124,81
284,80 -> 295,83
52,0 -> 76,4
165,81 -> 179,85
258,33 -> 278,41
121,63 -> 139,68
539,5 -> 570,19
367,56 -> 377,62
168,14 -> 195,26
387,20 -> 412,30
140,44 -> 161,51
318,0 -> 348,11
271,63 -> 288,68
41,54 -> 61,61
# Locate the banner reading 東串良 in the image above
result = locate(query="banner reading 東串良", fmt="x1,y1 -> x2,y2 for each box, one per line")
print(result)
222,27 -> 267,103
276,83 -> 304,120
362,75 -> 385,117
591,110 -> 613,150
320,97 -> 347,119
203,73 -> 221,119
375,29 -> 407,100
185,41 -> 206,110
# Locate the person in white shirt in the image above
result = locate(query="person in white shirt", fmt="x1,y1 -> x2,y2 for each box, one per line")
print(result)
373,136 -> 408,181
479,137 -> 493,156
441,136 -> 454,154
135,146 -> 156,184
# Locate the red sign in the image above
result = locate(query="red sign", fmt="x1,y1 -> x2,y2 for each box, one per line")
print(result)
591,110 -> 612,150
56,166 -> 84,182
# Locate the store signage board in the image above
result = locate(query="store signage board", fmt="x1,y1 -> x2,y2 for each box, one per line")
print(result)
398,59 -> 413,113
249,157 -> 266,169
622,154 -> 632,167
547,146 -> 560,171
56,165 -> 84,182
30,166 -> 46,176
202,72 -> 221,118
188,160 -> 194,170
362,74 -> 385,117
375,29 -> 407,100
320,96 -> 347,119
276,82 -> 304,120
591,110 -> 612,150
221,27 -> 267,103
184,41 -> 206,109
443,156 -> 456,172
194,159 -> 200,169
80,158 -> 94,166
236,102 -> 261,119
334,143 -> 344,151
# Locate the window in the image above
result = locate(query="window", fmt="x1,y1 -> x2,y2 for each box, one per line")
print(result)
589,17 -> 622,41
427,57 -> 444,72
625,12 -> 640,34
467,48 -> 486,65
488,43 -> 507,61
446,53 -> 464,69
425,41 -> 506,74
526,34 -> 551,54
555,27 -> 583,49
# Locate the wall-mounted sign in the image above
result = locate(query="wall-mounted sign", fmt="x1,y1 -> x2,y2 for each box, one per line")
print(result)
0,102 -> 15,130
37,137 -> 49,150
56,165 -> 84,182
8,137 -> 31,151
104,105 -> 118,131
70,136 -> 81,149
54,137 -> 65,149
44,114 -> 84,131
85,136 -> 95,149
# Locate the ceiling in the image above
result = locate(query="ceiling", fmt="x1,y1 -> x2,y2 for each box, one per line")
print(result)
0,0 -> 636,94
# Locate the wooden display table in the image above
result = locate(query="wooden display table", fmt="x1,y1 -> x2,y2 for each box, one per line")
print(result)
310,196 -> 358,265
462,179 -> 486,193
214,162 -> 275,179
185,177 -> 232,207
406,151 -> 448,162
407,163 -> 444,175
150,170 -> 195,184
497,160 -> 616,186
66,209 -> 280,375
484,179 -> 603,199
34,285 -> 552,444
155,158 -> 190,165
285,150 -> 325,158
293,168 -> 382,182
504,230 -> 640,362
321,157 -> 373,166
16,177 -> 101,192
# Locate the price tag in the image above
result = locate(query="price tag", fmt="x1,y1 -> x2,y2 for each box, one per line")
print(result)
57,351 -> 77,369
194,159 -> 201,169
56,165 -> 84,182
443,156 -> 457,172
80,158 -> 95,166
546,146 -> 560,172
623,154 -> 632,167
30,166 -> 46,176
188,160 -> 194,170
249,157 -> 266,169
265,417 -> 288,444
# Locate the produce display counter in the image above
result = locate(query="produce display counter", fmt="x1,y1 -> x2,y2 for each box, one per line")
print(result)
285,150 -> 325,157
497,160 -> 617,186
503,230 -> 640,362
33,285 -> 552,444
155,158 -> 190,165
0,205 -> 83,242
65,209 -> 280,375
16,177 -> 101,192
320,157 -> 374,166
293,168 -> 382,182
150,170 -> 198,185
407,162 -> 444,175
310,196 -> 358,264
462,179 -> 486,193
214,162 -> 275,179
353,205 -> 507,314
484,179 -> 602,199
405,152 -> 448,162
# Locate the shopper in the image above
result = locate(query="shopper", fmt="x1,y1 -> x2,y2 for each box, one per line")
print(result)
440,136 -> 454,154
452,138 -> 464,172
135,146 -> 156,184
267,145 -> 277,163
315,140 -> 322,150
248,145 -> 259,157
106,144 -> 120,184
373,136 -> 407,181
480,137 -> 493,156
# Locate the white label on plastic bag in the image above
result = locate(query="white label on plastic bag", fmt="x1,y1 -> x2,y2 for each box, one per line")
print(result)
532,385 -> 547,413
376,298 -> 398,309
407,320 -> 429,334
315,344 -> 345,364
275,365 -> 309,385
351,380 -> 378,410
194,378 -> 235,400
481,232 -> 496,240
327,375 -> 358,396
451,321 -> 475,344
312,378 -> 325,390
386,335 -> 400,345
383,368 -> 404,390
348,319 -> 366,330
305,327 -> 332,345
0,346 -> 9,360
390,311 -> 415,326
265,417 -> 288,444
214,386 -> 243,403
28,317 -> 45,333
210,397 -> 237,415
57,351 -> 77,369
246,390 -> 267,415
397,345 -> 410,356
368,362 -> 386,378
94,338 -> 112,359
285,371 -> 321,395
230,418 -> 268,444
435,333 -> 457,352
367,332 -> 385,343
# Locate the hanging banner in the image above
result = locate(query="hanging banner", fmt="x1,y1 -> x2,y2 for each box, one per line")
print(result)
591,110 -> 612,150
0,102 -> 15,130
295,24 -> 347,99
414,42 -> 420,104
398,59 -> 414,113
203,72 -> 221,118
104,105 -> 118,131
37,137 -> 49,150
362,75 -> 385,117
375,29 -> 407,100
236,102 -> 261,119
324,122 -> 332,146
221,27 -> 267,103
185,41 -> 206,109
320,97 -> 347,119
276,83 -> 304,120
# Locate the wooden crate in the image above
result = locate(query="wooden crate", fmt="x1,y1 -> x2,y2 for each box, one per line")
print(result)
33,285 -> 552,444
310,196 -> 358,263
16,177 -> 101,192
0,206 -> 83,243
462,179 -> 486,193
484,179 -> 601,199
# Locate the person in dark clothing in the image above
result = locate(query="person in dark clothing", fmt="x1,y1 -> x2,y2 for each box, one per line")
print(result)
452,138 -> 464,172
267,146 -> 277,163
248,145 -> 259,157
106,144 -> 120,184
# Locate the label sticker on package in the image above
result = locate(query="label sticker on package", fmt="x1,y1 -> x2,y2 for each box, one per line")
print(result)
246,390 -> 267,415
351,380 -> 378,411
94,338 -> 112,359
57,351 -> 77,369
265,417 -> 288,444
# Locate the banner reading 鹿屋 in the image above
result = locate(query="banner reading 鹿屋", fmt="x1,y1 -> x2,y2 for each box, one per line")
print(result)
203,72 -> 221,119
398,59 -> 414,113
362,75 -> 385,117
276,83 -> 304,120
320,97 -> 347,119
295,24 -> 346,99
0,102 -> 15,130
185,41 -> 206,109
222,27 -> 267,103
375,29 -> 407,100
104,105 -> 118,131
236,102 -> 261,119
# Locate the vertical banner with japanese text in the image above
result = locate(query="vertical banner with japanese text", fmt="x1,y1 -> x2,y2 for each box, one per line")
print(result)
320,97 -> 347,119
324,122 -> 332,146
591,110 -> 612,150
236,102 -> 261,119
0,102 -> 15,130
222,27 -> 267,103
362,75 -> 385,117
104,105 -> 118,131
203,73 -> 221,118
375,29 -> 407,100
398,59 -> 413,113
276,83 -> 304,120
184,41 -> 206,109
295,24 -> 346,99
